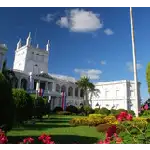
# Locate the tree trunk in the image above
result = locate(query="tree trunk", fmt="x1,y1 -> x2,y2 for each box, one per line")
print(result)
84,90 -> 89,106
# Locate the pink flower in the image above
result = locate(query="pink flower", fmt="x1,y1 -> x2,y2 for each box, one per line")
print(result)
126,114 -> 133,121
23,137 -> 34,144
144,104 -> 149,110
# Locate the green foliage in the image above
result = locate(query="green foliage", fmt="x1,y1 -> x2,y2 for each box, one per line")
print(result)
146,62 -> 150,94
83,105 -> 94,116
2,59 -> 17,87
69,115 -> 117,127
66,105 -> 78,114
53,107 -> 63,112
69,117 -> 106,126
56,111 -> 71,115
12,89 -> 33,122
128,110 -> 135,116
141,110 -> 150,117
110,109 -> 118,115
31,96 -> 48,119
0,73 -> 14,132
118,120 -> 150,144
99,107 -> 110,115
89,114 -> 106,119
94,108 -> 101,114
76,76 -> 95,103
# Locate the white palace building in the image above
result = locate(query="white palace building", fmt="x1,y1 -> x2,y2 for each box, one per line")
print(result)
0,33 -> 141,113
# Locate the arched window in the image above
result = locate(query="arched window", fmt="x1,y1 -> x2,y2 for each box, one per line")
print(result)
21,78 -> 27,90
11,77 -> 18,88
56,84 -> 60,92
68,87 -> 73,96
61,85 -> 66,93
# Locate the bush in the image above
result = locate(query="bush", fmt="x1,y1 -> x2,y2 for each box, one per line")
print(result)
56,111 -> 71,115
66,105 -> 78,114
141,110 -> 150,117
83,106 -> 94,116
99,107 -> 110,116
116,109 -> 127,115
12,89 -> 33,123
110,109 -> 118,115
69,115 -> 117,127
53,107 -> 63,112
69,117 -> 106,126
128,110 -> 135,117
89,114 -> 106,119
0,73 -> 14,132
104,115 -> 117,124
31,96 -> 48,119
94,108 -> 101,114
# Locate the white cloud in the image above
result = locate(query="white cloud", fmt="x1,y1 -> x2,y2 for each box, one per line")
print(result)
100,60 -> 106,65
56,16 -> 69,28
41,14 -> 56,22
74,68 -> 102,80
126,62 -> 142,72
56,9 -> 103,32
88,60 -> 96,65
104,28 -> 114,35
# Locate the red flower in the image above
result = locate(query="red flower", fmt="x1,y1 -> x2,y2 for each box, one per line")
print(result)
0,137 -> 8,144
106,125 -> 117,138
120,111 -> 128,118
23,137 -> 34,144
126,114 -> 133,121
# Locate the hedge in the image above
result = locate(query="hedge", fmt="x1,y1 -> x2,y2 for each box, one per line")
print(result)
0,73 -> 14,132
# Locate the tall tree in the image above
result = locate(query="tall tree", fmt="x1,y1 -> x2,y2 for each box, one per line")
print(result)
76,76 -> 95,106
2,59 -> 17,87
146,62 -> 150,95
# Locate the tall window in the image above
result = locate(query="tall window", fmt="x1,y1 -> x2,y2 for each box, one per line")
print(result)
56,84 -> 60,92
116,90 -> 119,97
68,87 -> 73,96
75,87 -> 78,97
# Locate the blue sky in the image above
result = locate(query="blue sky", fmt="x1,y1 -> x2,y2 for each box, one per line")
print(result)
0,7 -> 150,101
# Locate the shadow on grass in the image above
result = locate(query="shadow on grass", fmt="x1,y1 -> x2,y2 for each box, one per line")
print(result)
8,135 -> 99,144
12,123 -> 71,131
40,120 -> 70,124
48,117 -> 74,121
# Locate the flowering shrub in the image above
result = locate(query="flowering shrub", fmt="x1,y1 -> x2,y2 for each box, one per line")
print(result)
0,129 -> 8,144
1,111 -> 150,144
97,111 -> 150,144
0,130 -> 55,144
89,114 -> 106,119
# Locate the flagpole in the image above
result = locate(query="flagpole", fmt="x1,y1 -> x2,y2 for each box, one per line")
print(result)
130,7 -> 139,117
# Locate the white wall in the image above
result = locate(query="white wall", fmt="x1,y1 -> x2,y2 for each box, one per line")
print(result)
90,80 -> 141,112
13,45 -> 49,74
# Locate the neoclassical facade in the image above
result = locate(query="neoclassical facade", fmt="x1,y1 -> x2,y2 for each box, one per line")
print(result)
10,33 -> 84,110
0,33 -> 141,113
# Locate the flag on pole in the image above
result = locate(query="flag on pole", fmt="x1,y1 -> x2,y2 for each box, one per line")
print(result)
39,88 -> 44,97
61,91 -> 67,110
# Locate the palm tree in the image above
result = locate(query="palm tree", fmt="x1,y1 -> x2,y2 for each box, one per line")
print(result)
76,76 -> 95,106
2,59 -> 17,87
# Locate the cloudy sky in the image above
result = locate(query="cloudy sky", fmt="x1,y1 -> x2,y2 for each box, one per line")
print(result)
0,7 -> 149,100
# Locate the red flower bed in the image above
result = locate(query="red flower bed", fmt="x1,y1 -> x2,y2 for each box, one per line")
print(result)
0,111 -> 134,144
97,111 -> 133,144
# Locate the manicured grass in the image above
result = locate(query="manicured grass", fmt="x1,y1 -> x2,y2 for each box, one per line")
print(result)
7,115 -> 104,144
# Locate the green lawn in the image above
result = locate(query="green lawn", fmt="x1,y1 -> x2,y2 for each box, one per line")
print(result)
7,115 -> 104,144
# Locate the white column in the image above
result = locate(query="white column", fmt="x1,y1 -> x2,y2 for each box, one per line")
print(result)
52,82 -> 56,92
18,78 -> 22,88
45,81 -> 48,90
